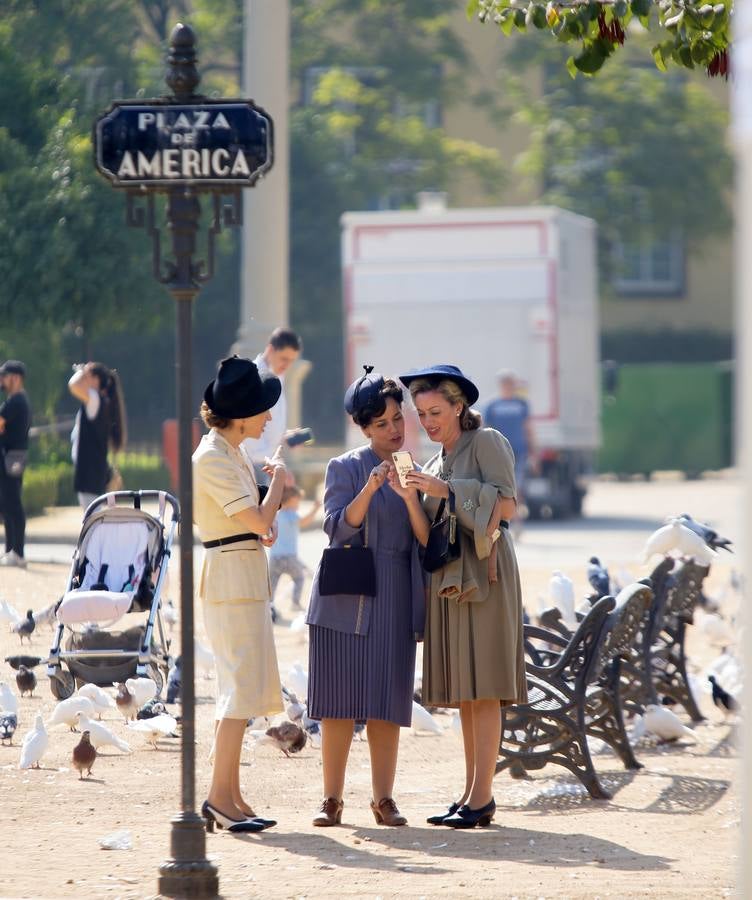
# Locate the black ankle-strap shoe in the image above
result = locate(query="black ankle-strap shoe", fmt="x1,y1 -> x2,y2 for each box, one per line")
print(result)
426,802 -> 460,825
443,798 -> 496,829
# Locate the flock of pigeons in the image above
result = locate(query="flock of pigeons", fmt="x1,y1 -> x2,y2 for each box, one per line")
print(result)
0,510 -> 741,787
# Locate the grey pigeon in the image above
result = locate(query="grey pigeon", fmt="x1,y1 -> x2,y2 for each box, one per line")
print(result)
15,664 -> 36,697
0,712 -> 17,745
72,731 -> 97,779
166,657 -> 181,704
586,557 -> 610,598
13,610 -> 35,644
252,721 -> 307,757
679,514 -> 733,553
5,654 -> 43,671
137,699 -> 167,720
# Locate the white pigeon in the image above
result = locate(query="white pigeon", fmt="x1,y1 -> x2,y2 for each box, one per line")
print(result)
450,711 -> 462,739
127,713 -> 178,748
77,683 -> 116,718
642,703 -> 698,742
549,570 -> 576,627
125,676 -> 158,707
697,610 -> 735,649
641,518 -> 717,565
162,600 -> 178,632
194,640 -> 215,679
0,681 -> 19,715
76,712 -> 132,753
48,696 -> 97,731
286,662 -> 308,703
289,612 -> 308,638
33,602 -> 57,629
410,701 -> 443,735
18,713 -> 49,769
0,599 -> 22,628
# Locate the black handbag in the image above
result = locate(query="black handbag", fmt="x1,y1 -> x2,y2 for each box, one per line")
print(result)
423,491 -> 461,573
319,514 -> 376,596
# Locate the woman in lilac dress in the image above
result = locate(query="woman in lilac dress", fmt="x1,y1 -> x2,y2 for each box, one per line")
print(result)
306,367 -> 427,827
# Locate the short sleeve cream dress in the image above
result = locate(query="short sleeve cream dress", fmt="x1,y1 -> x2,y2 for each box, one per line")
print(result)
192,429 -> 283,720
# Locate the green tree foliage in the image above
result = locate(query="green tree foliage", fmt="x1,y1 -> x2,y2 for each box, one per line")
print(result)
289,0 -> 505,438
507,42 -> 731,283
468,0 -> 731,76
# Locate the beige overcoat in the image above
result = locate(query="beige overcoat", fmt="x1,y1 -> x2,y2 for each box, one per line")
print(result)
421,427 -> 528,708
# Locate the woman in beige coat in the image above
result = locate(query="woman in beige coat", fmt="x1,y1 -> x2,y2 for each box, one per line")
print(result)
193,355 -> 287,834
396,365 -> 528,829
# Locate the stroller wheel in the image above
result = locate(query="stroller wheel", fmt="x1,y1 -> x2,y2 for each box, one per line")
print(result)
49,669 -> 76,700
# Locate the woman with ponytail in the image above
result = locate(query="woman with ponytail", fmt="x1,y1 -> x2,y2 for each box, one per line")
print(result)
68,361 -> 128,509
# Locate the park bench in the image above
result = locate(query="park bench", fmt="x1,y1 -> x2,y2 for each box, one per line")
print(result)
618,557 -> 708,723
497,595 -> 616,799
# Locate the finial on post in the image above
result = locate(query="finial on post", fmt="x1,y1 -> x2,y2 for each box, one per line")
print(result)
166,23 -> 200,101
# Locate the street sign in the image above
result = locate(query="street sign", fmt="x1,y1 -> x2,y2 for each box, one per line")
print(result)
94,100 -> 273,187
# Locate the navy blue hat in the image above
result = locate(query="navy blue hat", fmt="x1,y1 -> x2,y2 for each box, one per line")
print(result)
344,365 -> 385,416
399,365 -> 479,406
204,355 -> 281,419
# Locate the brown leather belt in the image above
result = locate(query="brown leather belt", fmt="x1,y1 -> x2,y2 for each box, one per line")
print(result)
202,532 -> 260,549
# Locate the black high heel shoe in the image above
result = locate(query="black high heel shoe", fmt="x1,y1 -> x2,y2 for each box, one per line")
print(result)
443,798 -> 496,829
426,802 -> 460,825
201,800 -> 267,833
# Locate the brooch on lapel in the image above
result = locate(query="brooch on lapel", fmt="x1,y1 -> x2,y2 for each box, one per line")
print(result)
462,499 -> 474,511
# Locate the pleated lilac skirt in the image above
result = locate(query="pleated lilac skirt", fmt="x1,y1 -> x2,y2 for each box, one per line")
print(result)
308,549 -> 416,727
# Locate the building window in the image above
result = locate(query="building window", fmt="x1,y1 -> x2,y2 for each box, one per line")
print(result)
611,230 -> 685,297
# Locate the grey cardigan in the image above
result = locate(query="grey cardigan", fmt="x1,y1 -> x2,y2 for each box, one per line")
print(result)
305,445 -> 426,639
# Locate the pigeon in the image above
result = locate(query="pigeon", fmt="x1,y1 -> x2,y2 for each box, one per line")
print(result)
641,518 -> 716,565
641,703 -> 698,742
302,711 -> 321,744
15,664 -> 36,697
586,557 -> 610,598
72,731 -> 97,779
48,696 -> 97,731
12,610 -> 35,644
125,676 -> 158,706
697,610 -> 735,649
115,683 -> 138,722
708,675 -> 739,717
353,722 -> 366,741
137,699 -> 167,720
450,711 -> 462,739
162,599 -> 178,633
0,599 -> 22,628
77,683 -> 116,718
166,657 -> 181,704
127,713 -> 178,748
286,662 -> 308,703
0,681 -> 19,715
250,721 -> 307,756
33,602 -> 58,629
289,612 -> 307,639
549,571 -> 576,627
194,640 -> 215,679
5,654 -> 43,671
18,713 -> 48,769
283,691 -> 305,724
0,712 -> 17,744
410,701 -> 443,735
678,514 -> 733,553
75,712 -> 132,752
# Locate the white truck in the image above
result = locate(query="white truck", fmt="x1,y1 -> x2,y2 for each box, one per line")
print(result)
341,203 -> 600,518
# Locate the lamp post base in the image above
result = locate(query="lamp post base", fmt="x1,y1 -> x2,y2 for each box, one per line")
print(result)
158,812 -> 218,898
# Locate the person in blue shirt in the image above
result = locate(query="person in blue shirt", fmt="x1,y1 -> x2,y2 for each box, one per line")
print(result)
482,371 -> 537,501
269,485 -> 320,616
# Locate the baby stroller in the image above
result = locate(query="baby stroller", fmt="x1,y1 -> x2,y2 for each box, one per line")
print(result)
46,490 -> 179,700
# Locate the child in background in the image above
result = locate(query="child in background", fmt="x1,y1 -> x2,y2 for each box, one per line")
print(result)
269,485 -> 320,619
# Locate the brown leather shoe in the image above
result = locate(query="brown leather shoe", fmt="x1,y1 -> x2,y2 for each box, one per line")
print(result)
370,797 -> 407,826
312,797 -> 344,827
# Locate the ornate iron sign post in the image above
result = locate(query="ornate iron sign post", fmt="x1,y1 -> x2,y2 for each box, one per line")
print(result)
94,23 -> 273,898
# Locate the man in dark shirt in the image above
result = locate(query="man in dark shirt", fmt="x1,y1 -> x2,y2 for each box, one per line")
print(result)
0,360 -> 31,567
482,370 -> 537,503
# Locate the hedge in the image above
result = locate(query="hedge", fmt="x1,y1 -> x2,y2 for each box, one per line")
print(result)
22,454 -> 172,516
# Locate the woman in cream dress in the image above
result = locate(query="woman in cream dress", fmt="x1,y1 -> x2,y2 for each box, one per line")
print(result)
193,355 -> 286,834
